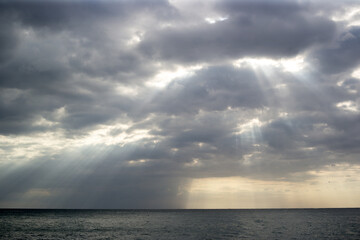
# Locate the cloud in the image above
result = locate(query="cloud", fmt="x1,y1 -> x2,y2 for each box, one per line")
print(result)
0,0 -> 360,208
310,27 -> 360,74
139,1 -> 336,63
151,65 -> 268,115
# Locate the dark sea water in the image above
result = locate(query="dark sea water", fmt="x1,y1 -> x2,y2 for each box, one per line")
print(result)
0,209 -> 359,239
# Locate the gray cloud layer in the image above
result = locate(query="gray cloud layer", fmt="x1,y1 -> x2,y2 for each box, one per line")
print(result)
0,0 -> 359,208
139,1 -> 335,63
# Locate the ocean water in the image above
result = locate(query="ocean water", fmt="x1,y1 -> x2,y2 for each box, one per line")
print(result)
0,209 -> 359,239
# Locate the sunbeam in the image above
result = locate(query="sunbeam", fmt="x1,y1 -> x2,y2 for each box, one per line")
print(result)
1,0 -> 360,213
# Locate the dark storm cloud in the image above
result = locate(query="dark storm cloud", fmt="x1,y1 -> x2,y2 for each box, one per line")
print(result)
152,65 -> 268,114
315,112 -> 360,153
0,0 -> 177,29
0,0 -> 178,84
139,1 -> 336,63
0,75 -> 136,134
0,0 -> 176,134
257,70 -> 360,157
260,110 -> 360,159
0,0 -> 174,85
310,27 -> 360,74
0,20 -> 18,64
278,73 -> 352,112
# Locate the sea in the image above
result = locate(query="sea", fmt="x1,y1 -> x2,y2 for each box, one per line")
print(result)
0,209 -> 359,239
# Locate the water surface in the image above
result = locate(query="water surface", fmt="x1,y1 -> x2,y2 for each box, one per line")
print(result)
1,209 -> 359,239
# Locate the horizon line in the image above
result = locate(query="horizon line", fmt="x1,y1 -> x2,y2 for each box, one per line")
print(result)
1,207 -> 359,211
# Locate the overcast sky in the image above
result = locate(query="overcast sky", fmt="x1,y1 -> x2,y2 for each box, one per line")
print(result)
1,0 -> 360,209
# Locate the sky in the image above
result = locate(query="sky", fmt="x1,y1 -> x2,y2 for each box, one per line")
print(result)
0,0 -> 360,209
